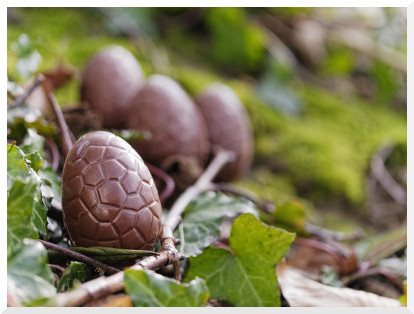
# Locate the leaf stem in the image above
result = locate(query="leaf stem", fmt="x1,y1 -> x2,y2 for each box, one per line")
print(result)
39,240 -> 120,275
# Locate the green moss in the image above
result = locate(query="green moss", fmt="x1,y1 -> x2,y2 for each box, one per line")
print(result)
236,168 -> 296,206
8,8 -> 406,209
204,7 -> 267,74
174,63 -> 406,205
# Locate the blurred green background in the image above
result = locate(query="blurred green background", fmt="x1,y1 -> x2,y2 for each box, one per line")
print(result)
7,7 -> 407,233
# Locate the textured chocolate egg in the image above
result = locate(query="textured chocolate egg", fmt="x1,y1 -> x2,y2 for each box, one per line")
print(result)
126,75 -> 210,168
61,131 -> 162,250
195,83 -> 253,182
81,46 -> 145,129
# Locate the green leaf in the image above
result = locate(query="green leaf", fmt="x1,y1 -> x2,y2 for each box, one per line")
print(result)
8,105 -> 56,141
176,191 -> 257,257
32,197 -> 48,235
23,150 -> 43,172
185,213 -> 295,307
57,262 -> 87,292
124,269 -> 210,307
70,246 -> 157,264
7,239 -> 56,306
8,143 -> 48,236
7,143 -> 37,190
39,166 -> 62,204
21,128 -> 46,159
7,179 -> 39,257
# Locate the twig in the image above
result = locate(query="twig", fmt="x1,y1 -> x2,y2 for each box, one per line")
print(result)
371,145 -> 406,206
44,137 -> 60,171
343,267 -> 404,292
164,150 -> 235,230
304,222 -> 364,242
145,162 -> 175,203
55,150 -> 235,306
49,264 -> 66,273
10,74 -> 45,107
293,237 -> 349,275
210,182 -> 274,213
39,240 -> 120,275
45,90 -> 75,160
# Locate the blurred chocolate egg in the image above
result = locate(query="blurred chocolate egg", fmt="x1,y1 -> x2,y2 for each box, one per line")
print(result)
61,131 -> 162,250
196,83 -> 253,181
81,46 -> 145,129
126,74 -> 210,168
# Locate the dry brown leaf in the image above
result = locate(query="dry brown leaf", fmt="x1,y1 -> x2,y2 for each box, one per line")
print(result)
276,262 -> 401,307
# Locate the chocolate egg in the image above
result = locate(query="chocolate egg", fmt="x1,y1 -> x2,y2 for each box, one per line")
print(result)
195,83 -> 253,182
62,131 -> 162,250
126,75 -> 210,168
81,46 -> 145,129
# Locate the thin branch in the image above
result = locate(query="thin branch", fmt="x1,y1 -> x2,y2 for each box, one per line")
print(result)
10,74 -> 45,107
145,162 -> 175,203
304,222 -> 364,242
49,264 -> 66,273
45,90 -> 74,160
371,145 -> 406,206
55,150 -> 234,306
39,240 -> 120,275
44,137 -> 60,171
210,182 -> 274,213
164,150 -> 235,230
293,237 -> 349,275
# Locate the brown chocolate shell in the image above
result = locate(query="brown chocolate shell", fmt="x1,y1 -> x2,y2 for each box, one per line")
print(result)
61,131 -> 162,250
195,83 -> 253,182
81,46 -> 145,129
126,74 -> 210,168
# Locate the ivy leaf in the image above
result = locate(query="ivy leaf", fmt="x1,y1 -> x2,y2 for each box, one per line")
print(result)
7,179 -> 39,257
70,246 -> 157,264
39,166 -> 62,205
32,198 -> 48,235
21,128 -> 46,159
57,262 -> 87,292
124,269 -> 210,307
185,213 -> 295,306
176,191 -> 257,257
23,150 -> 43,172
7,143 -> 37,190
8,143 -> 48,236
7,105 -> 56,141
7,239 -> 56,306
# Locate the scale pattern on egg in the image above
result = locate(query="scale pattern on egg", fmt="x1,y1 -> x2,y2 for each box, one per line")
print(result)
62,131 -> 162,250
